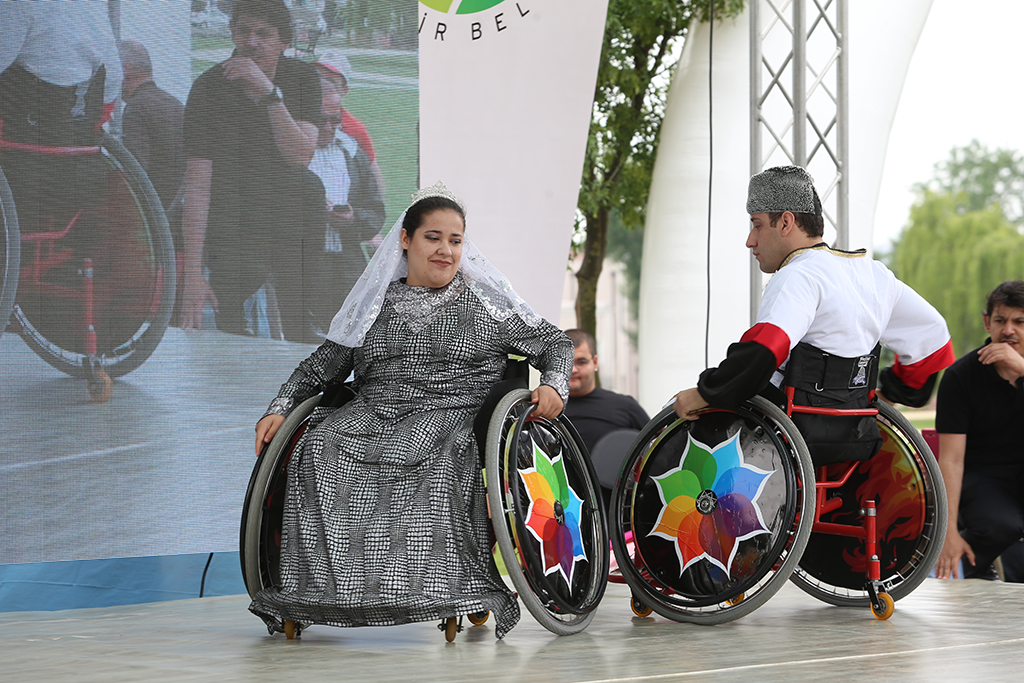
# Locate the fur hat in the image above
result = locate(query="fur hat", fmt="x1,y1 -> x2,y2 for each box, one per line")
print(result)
746,165 -> 821,215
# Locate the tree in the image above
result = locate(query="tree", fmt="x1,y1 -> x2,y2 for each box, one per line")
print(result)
918,139 -> 1024,225
605,210 -> 643,342
892,190 -> 1024,358
574,0 -> 744,337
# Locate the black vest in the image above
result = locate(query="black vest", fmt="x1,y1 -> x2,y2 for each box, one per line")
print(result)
784,342 -> 883,466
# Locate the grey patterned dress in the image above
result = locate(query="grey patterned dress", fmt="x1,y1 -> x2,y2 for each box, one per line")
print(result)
249,272 -> 572,638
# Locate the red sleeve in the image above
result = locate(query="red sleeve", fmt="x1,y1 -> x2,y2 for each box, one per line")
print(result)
341,109 -> 376,162
893,339 -> 955,389
739,322 -> 791,368
697,324 -> 792,408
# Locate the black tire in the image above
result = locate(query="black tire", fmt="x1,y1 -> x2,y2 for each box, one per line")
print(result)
790,401 -> 947,606
13,132 -> 175,378
485,388 -> 609,635
240,395 -> 321,597
0,167 -> 19,334
610,396 -> 815,624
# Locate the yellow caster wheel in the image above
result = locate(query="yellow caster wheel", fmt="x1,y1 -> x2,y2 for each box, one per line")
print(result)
444,617 -> 459,642
630,596 -> 652,618
467,611 -> 489,626
871,593 -> 895,620
87,369 -> 113,403
284,620 -> 299,640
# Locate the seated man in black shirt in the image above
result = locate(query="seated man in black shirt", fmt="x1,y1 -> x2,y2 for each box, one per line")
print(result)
562,329 -> 649,453
935,281 -> 1024,581
562,329 -> 649,513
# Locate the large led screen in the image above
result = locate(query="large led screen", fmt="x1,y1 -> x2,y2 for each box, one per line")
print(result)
0,0 -> 419,565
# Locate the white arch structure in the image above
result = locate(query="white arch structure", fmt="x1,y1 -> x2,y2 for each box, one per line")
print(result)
637,1 -> 934,414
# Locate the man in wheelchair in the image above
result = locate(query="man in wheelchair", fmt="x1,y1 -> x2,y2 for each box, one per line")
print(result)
672,165 -> 955,461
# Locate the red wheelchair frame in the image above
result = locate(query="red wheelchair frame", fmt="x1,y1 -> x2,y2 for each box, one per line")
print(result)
610,387 -> 945,623
0,117 -> 176,401
783,386 -> 893,618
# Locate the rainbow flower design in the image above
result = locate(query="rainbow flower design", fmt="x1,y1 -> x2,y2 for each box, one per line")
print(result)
649,431 -> 771,576
519,436 -> 587,586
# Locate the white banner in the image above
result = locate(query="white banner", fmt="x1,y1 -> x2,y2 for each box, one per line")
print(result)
419,0 -> 609,322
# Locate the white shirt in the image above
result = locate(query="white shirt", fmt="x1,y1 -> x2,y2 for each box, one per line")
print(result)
308,129 -> 358,208
0,1 -> 122,103
308,130 -> 360,253
758,246 -> 950,385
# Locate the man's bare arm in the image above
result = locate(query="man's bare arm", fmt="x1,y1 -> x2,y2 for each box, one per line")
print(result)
266,104 -> 317,167
222,56 -> 317,166
935,433 -> 973,578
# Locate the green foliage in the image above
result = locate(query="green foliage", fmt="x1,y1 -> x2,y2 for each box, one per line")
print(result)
324,0 -> 417,50
892,190 -> 1024,357
573,0 -> 744,336
606,211 -> 643,328
917,139 -> 1024,225
580,0 -> 743,234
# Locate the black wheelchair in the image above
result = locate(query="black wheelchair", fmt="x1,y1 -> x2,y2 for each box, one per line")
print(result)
0,127 -> 176,401
240,360 -> 610,641
610,394 -> 945,624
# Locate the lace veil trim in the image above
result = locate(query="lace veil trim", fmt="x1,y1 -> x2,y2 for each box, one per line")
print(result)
326,184 -> 540,347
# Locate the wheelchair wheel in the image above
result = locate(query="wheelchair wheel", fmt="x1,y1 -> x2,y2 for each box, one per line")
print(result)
485,388 -> 609,635
0,167 -> 19,333
790,401 -> 947,607
12,132 -> 175,379
240,395 -> 321,597
610,396 -> 815,624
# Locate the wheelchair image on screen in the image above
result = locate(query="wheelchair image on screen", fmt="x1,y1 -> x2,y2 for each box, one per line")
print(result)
610,391 -> 945,624
0,126 -> 176,402
240,360 -> 610,641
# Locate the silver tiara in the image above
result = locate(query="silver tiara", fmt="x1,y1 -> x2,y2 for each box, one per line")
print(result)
410,181 -> 465,213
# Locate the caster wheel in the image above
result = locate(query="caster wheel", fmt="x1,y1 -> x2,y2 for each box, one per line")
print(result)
468,611 -> 489,626
87,369 -> 113,402
871,593 -> 895,620
284,620 -> 299,640
444,617 -> 458,642
630,596 -> 652,618
726,592 -> 746,606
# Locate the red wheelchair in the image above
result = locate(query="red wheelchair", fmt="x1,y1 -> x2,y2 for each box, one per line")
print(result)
0,121 -> 176,401
610,386 -> 945,623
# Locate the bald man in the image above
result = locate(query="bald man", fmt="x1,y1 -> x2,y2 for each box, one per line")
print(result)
120,40 -> 184,210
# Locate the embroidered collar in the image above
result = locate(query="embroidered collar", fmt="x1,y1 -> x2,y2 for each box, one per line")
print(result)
386,270 -> 467,332
779,242 -> 867,270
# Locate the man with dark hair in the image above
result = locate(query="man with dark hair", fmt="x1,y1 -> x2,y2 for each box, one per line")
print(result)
673,166 -> 954,467
562,329 -> 649,454
181,0 -> 325,341
935,280 -> 1024,581
120,40 -> 184,211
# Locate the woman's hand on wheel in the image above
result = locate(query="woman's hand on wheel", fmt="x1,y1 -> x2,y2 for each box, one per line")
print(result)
531,385 -> 563,419
255,414 -> 285,456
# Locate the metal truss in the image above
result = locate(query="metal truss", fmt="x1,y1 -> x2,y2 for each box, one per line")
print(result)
748,0 -> 849,321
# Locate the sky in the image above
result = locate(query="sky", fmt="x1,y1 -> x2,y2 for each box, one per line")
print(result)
872,0 -> 1024,251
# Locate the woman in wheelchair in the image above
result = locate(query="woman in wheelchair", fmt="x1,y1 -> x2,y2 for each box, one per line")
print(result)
249,182 -> 573,639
